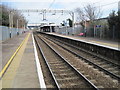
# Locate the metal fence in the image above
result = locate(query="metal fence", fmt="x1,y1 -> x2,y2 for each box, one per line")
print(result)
55,25 -> 82,35
0,26 -> 29,42
54,24 -> 119,40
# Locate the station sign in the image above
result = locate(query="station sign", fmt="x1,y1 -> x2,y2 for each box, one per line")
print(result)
96,25 -> 102,27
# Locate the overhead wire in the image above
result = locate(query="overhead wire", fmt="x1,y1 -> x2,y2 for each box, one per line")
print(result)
95,1 -> 118,7
47,1 -> 119,23
42,0 -> 56,21
101,2 -> 118,7
47,0 -> 56,10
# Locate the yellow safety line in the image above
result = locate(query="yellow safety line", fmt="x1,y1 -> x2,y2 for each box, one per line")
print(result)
0,33 -> 30,78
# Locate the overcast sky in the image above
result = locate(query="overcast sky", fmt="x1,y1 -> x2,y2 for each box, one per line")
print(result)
1,0 -> 120,25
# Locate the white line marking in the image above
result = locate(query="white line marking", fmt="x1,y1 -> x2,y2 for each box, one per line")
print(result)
32,34 -> 46,89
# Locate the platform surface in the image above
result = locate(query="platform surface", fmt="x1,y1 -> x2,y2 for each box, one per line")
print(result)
2,33 -> 27,70
1,31 -> 40,88
47,33 -> 119,51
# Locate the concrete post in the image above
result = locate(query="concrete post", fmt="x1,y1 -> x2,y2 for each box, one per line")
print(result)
50,26 -> 52,33
17,19 -> 19,35
94,25 -> 96,37
113,25 -> 115,39
72,12 -> 74,35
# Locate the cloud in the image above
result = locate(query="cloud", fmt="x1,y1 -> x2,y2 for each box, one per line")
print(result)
1,0 -> 53,2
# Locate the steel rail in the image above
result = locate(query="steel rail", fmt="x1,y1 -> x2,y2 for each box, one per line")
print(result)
56,38 -> 120,67
44,35 -> 120,68
34,35 -> 60,89
37,34 -> 99,90
42,35 -> 120,81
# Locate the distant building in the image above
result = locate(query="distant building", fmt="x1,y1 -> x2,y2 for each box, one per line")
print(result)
27,23 -> 41,29
118,1 -> 120,11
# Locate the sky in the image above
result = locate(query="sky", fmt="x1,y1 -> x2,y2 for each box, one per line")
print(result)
1,0 -> 120,25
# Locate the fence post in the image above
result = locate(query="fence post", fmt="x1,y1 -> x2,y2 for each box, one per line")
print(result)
113,25 -> 115,39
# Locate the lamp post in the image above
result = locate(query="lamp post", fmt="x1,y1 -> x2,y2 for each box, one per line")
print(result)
9,11 -> 14,38
17,19 -> 19,35
17,17 -> 25,34
82,15 -> 87,37
17,19 -> 22,35
84,20 -> 87,37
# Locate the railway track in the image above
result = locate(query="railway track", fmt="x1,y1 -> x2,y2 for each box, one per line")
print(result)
34,34 -> 98,89
41,34 -> 120,81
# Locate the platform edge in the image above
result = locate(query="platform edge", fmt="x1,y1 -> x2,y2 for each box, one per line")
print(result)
32,34 -> 46,89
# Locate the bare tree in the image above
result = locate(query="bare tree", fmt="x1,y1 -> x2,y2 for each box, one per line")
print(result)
84,4 -> 102,21
75,3 -> 102,37
75,3 -> 102,22
12,10 -> 26,28
75,8 -> 85,22
1,4 -> 27,28
75,8 -> 86,29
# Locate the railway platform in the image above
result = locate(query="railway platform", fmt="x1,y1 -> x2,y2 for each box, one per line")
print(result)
47,33 -> 119,51
0,31 -> 119,89
0,31 -> 42,88
41,32 -> 119,61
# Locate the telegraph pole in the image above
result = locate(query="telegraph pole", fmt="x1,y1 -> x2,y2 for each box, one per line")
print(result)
9,13 -> 11,28
11,12 -> 13,28
9,11 -> 14,28
72,12 -> 74,35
